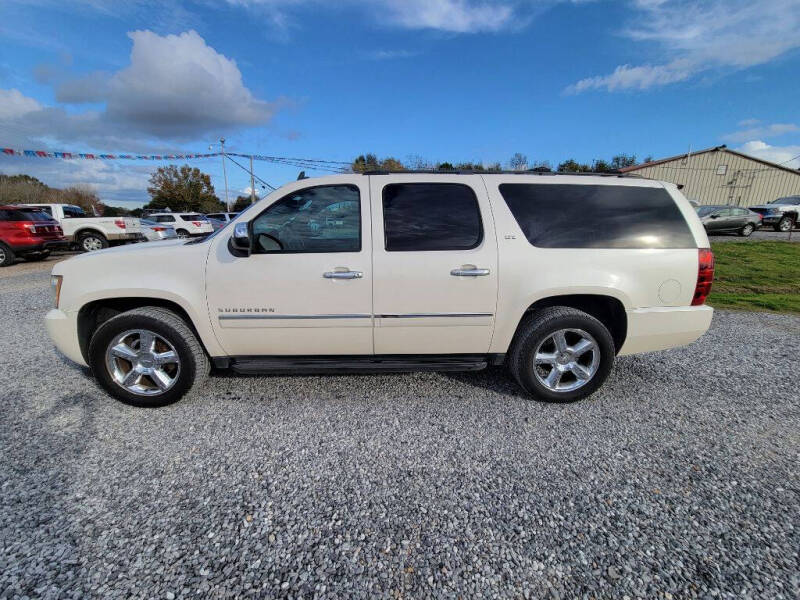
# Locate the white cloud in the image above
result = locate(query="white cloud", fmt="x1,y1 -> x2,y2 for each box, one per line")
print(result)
0,30 -> 279,147
567,0 -> 800,93
0,88 -> 42,119
565,59 -> 693,94
226,0 -> 551,34
737,141 -> 800,169
722,123 -> 800,144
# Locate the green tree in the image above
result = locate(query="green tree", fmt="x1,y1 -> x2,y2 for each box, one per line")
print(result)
557,159 -> 591,173
437,162 -> 455,171
529,161 -> 552,173
232,195 -> 255,212
352,154 -> 405,172
145,164 -> 222,212
610,154 -> 637,170
592,159 -> 612,173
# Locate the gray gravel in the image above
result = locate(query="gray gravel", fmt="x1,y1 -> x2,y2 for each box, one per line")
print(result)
1,268 -> 799,599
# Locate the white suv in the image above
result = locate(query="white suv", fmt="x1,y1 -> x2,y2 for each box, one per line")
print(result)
46,173 -> 714,407
148,212 -> 214,238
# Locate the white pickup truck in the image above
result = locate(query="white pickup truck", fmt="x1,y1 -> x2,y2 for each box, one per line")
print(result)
25,203 -> 142,251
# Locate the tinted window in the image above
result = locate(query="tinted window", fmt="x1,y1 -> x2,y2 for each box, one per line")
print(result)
63,205 -> 85,218
153,215 -> 175,223
181,214 -> 206,221
206,213 -> 223,220
251,184 -> 360,253
383,183 -> 482,251
499,184 -> 695,249
696,206 -> 718,217
0,208 -> 54,222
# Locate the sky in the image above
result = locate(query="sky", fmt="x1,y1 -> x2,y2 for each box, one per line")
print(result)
1,0 -> 799,208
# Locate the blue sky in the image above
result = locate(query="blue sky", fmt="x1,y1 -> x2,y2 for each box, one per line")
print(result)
1,0 -> 799,207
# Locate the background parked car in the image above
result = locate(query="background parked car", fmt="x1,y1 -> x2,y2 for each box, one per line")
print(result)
207,217 -> 226,232
140,219 -> 178,242
0,205 -> 68,266
24,203 -> 142,251
748,196 -> 800,232
205,212 -> 239,223
696,205 -> 762,237
148,213 -> 214,238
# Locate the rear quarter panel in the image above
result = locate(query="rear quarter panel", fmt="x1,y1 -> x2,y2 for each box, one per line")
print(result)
481,175 -> 705,353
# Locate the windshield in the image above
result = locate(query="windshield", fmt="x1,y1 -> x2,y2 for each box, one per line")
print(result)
696,206 -> 719,217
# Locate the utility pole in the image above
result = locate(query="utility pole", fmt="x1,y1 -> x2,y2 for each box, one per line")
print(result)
220,137 -> 230,212
249,154 -> 256,205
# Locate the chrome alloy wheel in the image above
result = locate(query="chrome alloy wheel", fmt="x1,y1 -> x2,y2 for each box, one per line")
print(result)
83,236 -> 104,251
104,329 -> 180,396
533,328 -> 600,392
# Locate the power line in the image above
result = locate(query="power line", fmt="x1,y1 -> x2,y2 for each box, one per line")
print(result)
224,154 -> 276,191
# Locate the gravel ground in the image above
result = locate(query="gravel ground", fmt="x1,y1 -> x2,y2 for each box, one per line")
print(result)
1,268 -> 798,600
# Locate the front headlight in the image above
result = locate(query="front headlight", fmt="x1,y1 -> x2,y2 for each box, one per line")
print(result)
50,275 -> 63,308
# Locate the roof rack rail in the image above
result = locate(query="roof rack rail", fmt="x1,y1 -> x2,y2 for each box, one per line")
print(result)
358,169 -> 636,178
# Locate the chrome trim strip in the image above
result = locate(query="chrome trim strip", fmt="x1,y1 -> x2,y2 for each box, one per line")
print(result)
219,313 -> 371,320
376,313 -> 494,319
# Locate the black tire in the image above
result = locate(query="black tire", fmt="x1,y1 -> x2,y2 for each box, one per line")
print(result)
176,229 -> 190,239
739,223 -> 755,237
508,306 -> 615,403
775,216 -> 794,232
23,250 -> 51,261
0,243 -> 15,267
78,231 -> 109,252
88,307 -> 210,407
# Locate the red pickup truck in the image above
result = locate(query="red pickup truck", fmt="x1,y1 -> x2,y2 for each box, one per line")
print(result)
0,205 -> 69,267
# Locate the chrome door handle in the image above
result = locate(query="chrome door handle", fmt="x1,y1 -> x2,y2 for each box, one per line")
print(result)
450,268 -> 490,277
323,270 -> 363,279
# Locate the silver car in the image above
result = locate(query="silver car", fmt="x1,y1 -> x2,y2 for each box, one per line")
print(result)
140,218 -> 178,241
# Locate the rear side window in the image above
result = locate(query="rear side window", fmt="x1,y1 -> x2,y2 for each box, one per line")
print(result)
498,183 -> 696,249
0,209 -> 53,221
181,214 -> 206,221
383,183 -> 483,251
62,206 -> 85,218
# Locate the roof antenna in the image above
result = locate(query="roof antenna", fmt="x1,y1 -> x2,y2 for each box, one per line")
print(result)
297,171 -> 307,180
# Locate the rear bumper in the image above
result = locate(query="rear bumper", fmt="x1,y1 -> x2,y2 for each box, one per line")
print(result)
618,305 -> 713,356
45,308 -> 87,367
11,239 -> 70,253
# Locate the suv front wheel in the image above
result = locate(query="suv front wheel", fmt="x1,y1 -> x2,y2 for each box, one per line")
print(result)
88,307 -> 209,407
508,307 -> 615,402
775,216 -> 795,232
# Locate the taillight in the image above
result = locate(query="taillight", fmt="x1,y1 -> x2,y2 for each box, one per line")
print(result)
192,221 -> 203,227
152,226 -> 165,231
692,248 -> 714,306
114,219 -> 126,229
23,223 -> 37,234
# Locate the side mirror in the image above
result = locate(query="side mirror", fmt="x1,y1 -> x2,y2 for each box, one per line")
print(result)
709,214 -> 720,219
229,222 -> 251,256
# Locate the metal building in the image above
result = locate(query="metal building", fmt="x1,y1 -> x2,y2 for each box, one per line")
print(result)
619,145 -> 800,207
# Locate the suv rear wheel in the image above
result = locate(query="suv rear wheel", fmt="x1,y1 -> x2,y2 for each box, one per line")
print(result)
79,231 -> 109,251
739,223 -> 755,237
88,307 -> 209,407
508,306 -> 615,402
176,229 -> 190,239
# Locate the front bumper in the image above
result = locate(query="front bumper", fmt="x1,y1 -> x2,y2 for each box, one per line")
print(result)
618,305 -> 713,356
45,308 -> 87,367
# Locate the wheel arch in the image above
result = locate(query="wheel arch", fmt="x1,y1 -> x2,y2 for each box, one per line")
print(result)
509,293 -> 628,354
77,297 -> 208,364
74,227 -> 108,240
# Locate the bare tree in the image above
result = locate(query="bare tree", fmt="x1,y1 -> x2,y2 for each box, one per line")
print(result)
509,153 -> 528,171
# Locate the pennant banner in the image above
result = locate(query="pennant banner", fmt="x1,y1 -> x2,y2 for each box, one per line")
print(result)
2,147 -> 221,160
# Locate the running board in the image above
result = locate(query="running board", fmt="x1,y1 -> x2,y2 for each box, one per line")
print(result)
229,354 -> 489,375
